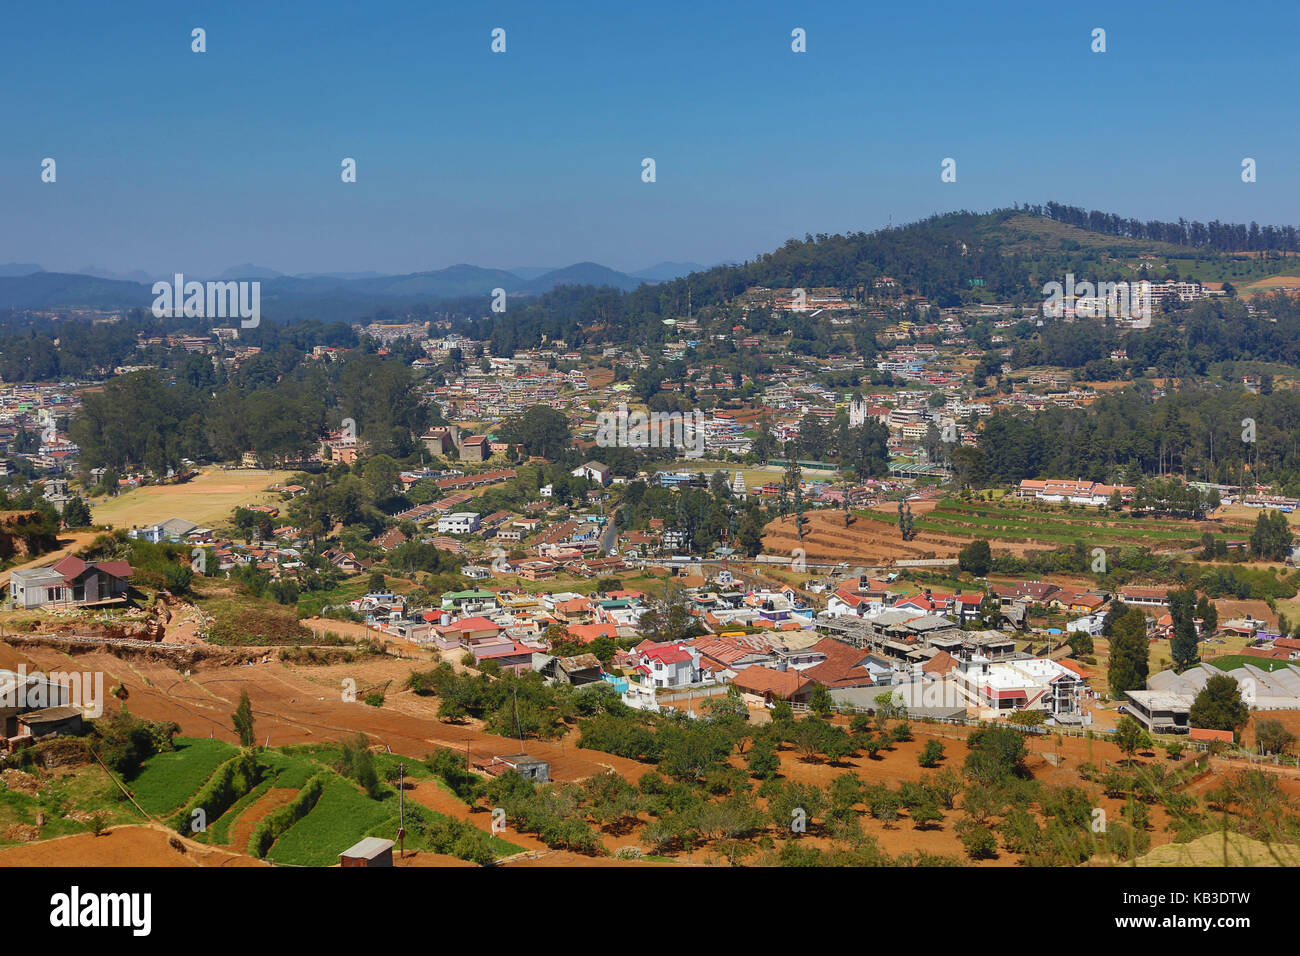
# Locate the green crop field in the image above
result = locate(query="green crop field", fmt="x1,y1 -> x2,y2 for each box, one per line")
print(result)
129,738 -> 239,816
859,498 -> 1233,551
266,776 -> 396,866
122,740 -> 520,865
1205,655 -> 1293,673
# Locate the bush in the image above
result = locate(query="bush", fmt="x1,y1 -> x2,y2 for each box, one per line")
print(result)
248,773 -> 326,858
577,714 -> 662,763
336,735 -> 383,799
393,804 -> 498,864
426,746 -> 483,803
964,725 -> 1028,784
92,707 -> 179,779
956,818 -> 998,860
918,740 -> 945,768
172,751 -> 260,836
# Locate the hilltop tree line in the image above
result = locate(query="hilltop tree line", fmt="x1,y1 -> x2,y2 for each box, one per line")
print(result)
0,312 -> 357,384
1028,201 -> 1300,254
959,386 -> 1300,494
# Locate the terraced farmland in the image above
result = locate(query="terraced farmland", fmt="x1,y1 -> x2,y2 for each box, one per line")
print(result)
889,499 -> 1228,552
764,498 -> 1244,564
122,739 -> 521,866
762,510 -> 963,565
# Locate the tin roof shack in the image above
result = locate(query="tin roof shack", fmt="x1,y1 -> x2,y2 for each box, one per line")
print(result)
339,837 -> 394,867
475,753 -> 551,783
0,670 -> 73,746
534,653 -> 605,686
16,706 -> 83,742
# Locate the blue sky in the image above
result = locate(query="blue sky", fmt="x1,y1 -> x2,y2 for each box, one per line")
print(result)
3,0 -> 1298,277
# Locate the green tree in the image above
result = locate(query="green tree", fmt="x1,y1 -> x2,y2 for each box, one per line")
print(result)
963,725 -> 1028,785
955,818 -> 998,860
1188,674 -> 1250,738
61,496 -> 93,528
1250,509 -> 1294,561
232,690 -> 256,748
497,405 -> 572,460
1254,719 -> 1296,756
1167,587 -> 1200,671
1196,595 -> 1218,636
808,685 -> 834,718
1107,607 -> 1150,699
958,538 -> 992,577
746,733 -> 780,780
1113,715 -> 1152,762
337,734 -> 383,799
918,740 -> 945,768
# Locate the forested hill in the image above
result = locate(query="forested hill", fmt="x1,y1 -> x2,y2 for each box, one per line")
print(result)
5,204 -> 1300,334
462,205 -> 1300,355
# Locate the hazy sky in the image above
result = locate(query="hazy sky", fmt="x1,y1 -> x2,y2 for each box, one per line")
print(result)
4,0 -> 1298,277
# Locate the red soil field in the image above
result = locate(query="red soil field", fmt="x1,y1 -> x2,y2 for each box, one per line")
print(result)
0,825 -> 265,868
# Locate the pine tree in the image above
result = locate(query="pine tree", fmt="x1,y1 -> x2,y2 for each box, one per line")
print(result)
60,497 -> 92,528
233,690 -> 256,748
1168,588 -> 1199,672
1107,608 -> 1150,698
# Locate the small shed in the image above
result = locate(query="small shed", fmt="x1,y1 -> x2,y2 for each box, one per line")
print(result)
339,837 -> 394,868
16,706 -> 83,740
474,753 -> 551,783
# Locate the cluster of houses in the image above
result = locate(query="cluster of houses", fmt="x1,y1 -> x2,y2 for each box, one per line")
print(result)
345,568 -> 1104,724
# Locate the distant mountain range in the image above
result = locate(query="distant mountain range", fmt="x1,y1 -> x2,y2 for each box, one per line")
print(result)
0,259 -> 709,314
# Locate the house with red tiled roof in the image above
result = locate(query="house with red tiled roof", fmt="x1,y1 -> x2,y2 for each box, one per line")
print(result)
433,616 -> 502,650
922,650 -> 958,677
892,590 -> 982,625
693,635 -> 783,676
9,556 -> 134,609
555,597 -> 596,623
1243,646 -> 1291,661
803,637 -> 893,690
730,665 -> 815,705
564,623 -> 620,645
632,641 -> 701,689
472,639 -> 539,674
373,527 -> 408,551
322,550 -> 371,574
992,581 -> 1060,607
1057,658 -> 1091,679
1118,586 -> 1169,608
1050,590 -> 1108,615
827,588 -> 881,618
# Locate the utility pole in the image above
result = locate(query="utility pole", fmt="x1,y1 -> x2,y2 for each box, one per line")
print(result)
397,762 -> 405,859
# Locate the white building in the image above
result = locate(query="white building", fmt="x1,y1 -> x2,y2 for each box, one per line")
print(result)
953,656 -> 1085,718
437,512 -> 482,535
571,461 -> 611,485
633,642 -> 703,689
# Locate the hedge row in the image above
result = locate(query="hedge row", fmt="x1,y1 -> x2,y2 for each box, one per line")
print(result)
247,772 -> 327,858
171,751 -> 261,837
